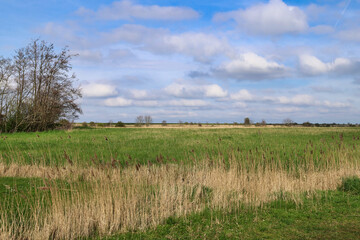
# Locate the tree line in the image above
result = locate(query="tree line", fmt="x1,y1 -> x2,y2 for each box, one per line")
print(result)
0,40 -> 82,133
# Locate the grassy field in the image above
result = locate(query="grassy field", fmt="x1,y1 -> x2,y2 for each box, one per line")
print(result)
1,127 -> 360,239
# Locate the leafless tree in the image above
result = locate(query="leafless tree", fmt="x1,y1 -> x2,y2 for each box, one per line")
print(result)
244,117 -> 250,125
144,115 -> 152,126
135,115 -> 144,126
0,39 -> 82,132
283,118 -> 295,126
0,57 -> 15,131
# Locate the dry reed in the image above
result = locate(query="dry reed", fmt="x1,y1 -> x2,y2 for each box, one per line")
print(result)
1,149 -> 359,239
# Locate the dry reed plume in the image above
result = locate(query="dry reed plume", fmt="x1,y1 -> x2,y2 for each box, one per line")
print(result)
1,149 -> 359,239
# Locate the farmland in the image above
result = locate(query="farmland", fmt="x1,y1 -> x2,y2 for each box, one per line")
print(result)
1,126 -> 360,239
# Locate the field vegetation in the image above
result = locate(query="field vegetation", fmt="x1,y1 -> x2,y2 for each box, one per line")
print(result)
0,127 -> 360,239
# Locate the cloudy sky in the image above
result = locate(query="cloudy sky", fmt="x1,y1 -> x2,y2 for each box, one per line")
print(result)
1,0 -> 360,123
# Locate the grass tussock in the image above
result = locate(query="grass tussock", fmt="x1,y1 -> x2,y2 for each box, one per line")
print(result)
1,155 -> 359,239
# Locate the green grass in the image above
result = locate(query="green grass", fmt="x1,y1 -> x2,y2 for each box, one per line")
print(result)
1,127 -> 360,167
102,189 -> 360,240
1,127 -> 360,239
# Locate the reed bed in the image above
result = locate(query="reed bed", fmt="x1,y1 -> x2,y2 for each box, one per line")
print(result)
1,142 -> 359,239
1,128 -> 360,239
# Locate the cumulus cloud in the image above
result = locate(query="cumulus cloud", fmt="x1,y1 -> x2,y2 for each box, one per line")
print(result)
103,97 -> 132,107
213,0 -> 308,35
337,28 -> 360,42
76,0 -> 199,21
168,99 -> 208,107
133,100 -> 159,107
164,83 -> 227,98
275,107 -> 301,113
103,25 -> 231,62
39,22 -> 90,48
72,49 -> 103,63
129,89 -> 148,99
299,55 -> 360,76
230,89 -> 254,101
265,94 -> 349,108
82,83 -> 118,97
215,52 -> 287,81
203,85 -> 228,98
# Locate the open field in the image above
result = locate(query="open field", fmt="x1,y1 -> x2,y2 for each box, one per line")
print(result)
1,127 -> 360,239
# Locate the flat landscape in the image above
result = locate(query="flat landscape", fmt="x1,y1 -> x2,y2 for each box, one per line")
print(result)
1,126 -> 360,239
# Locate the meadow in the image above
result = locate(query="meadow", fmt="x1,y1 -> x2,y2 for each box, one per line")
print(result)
1,126 -> 360,239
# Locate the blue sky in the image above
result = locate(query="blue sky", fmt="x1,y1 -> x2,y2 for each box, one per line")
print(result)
1,0 -> 360,123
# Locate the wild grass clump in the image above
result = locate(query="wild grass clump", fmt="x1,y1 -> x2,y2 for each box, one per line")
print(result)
338,176 -> 360,194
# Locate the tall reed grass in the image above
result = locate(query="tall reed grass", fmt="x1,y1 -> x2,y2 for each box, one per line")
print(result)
1,139 -> 359,239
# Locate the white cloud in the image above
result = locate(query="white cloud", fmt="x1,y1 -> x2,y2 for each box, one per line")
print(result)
230,89 -> 254,101
275,107 -> 301,113
309,25 -> 334,34
134,100 -> 159,107
168,99 -> 208,107
130,89 -> 148,99
213,0 -> 308,35
299,54 -> 360,76
39,22 -> 86,47
72,49 -> 103,63
104,25 -> 231,62
215,52 -> 287,80
204,84 -> 228,98
266,94 -> 349,108
77,0 -> 199,21
82,83 -> 118,97
103,97 -> 133,107
164,83 -> 227,98
267,94 -> 315,106
337,28 -> 360,42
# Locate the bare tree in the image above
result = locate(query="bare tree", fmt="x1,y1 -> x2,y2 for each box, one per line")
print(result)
283,118 -> 295,126
0,57 -> 15,132
0,39 -> 82,132
261,119 -> 267,126
135,115 -> 144,127
144,115 -> 152,126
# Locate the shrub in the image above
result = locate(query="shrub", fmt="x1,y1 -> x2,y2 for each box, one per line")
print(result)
338,176 -> 360,195
89,121 -> 96,127
303,121 -> 312,127
115,121 -> 125,127
58,119 -> 72,130
82,122 -> 88,127
162,120 -> 167,126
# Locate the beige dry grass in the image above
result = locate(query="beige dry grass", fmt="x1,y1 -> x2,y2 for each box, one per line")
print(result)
1,154 -> 359,239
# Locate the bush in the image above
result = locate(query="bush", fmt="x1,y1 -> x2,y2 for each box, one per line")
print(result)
244,117 -> 250,125
58,119 -> 72,130
303,121 -> 312,127
338,176 -> 360,195
162,120 -> 167,126
89,121 -> 96,127
115,121 -> 125,127
82,122 -> 88,127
